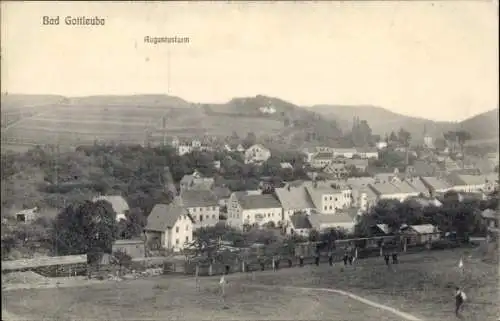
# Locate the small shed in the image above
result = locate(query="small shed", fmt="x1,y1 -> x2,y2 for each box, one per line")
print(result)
15,207 -> 39,223
112,239 -> 146,259
401,224 -> 440,245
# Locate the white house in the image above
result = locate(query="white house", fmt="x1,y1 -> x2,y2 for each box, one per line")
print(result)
368,180 -> 425,203
144,201 -> 194,252
244,144 -> 271,164
304,182 -> 352,214
179,190 -> 220,228
448,174 -> 493,193
14,207 -> 39,223
332,148 -> 357,159
376,141 -> 388,150
420,176 -> 453,196
227,190 -> 262,226
228,193 -> 282,229
259,105 -> 276,114
92,195 -> 130,221
310,152 -> 334,169
307,212 -> 357,234
286,213 -> 312,237
356,148 -> 379,159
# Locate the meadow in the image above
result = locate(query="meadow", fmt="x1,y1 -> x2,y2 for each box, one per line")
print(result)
2,248 -> 497,321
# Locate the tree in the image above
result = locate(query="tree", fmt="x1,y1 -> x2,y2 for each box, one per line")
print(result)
308,229 -> 320,242
242,132 -> 257,149
52,200 -> 118,258
118,207 -> 147,239
455,130 -> 472,157
397,128 -> 411,165
389,131 -> 398,145
111,250 -> 132,276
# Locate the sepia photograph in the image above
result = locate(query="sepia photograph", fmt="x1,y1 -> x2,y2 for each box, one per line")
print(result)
1,1 -> 499,320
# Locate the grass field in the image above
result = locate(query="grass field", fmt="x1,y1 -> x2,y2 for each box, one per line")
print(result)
2,248 -> 498,321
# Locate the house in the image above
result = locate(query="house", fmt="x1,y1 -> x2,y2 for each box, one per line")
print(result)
144,202 -> 194,252
401,224 -> 440,245
92,195 -> 129,221
179,190 -> 220,228
345,159 -> 369,172
373,169 -> 404,184
237,194 -> 282,228
180,170 -> 215,193
212,186 -> 232,207
332,148 -> 357,159
112,239 -> 145,259
481,209 -> 498,232
410,160 -> 438,177
15,207 -> 39,223
286,213 -> 312,237
280,162 -> 293,170
310,152 -> 334,169
275,185 -> 316,223
305,183 -> 352,214
376,141 -> 388,150
356,147 -> 379,159
323,161 -> 348,178
259,105 -> 276,114
307,212 -> 356,234
368,180 -> 425,202
244,144 -> 271,164
447,174 -> 491,193
420,176 -> 453,196
227,190 -> 262,225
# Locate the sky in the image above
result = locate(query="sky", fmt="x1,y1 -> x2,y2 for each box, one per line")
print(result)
1,1 -> 498,122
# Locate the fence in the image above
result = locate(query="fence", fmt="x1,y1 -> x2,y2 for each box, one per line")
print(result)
183,232 -> 471,277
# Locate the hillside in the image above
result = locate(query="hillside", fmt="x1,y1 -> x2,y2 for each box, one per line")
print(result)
309,104 -> 499,143
0,94 -> 67,110
1,94 -> 344,150
457,108 -> 499,143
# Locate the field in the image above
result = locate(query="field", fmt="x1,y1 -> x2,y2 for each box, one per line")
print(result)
2,103 -> 285,149
2,248 -> 498,321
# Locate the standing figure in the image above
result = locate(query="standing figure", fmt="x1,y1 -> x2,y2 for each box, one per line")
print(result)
328,252 -> 333,266
314,253 -> 320,266
299,255 -> 304,267
288,257 -> 293,268
392,252 -> 398,264
384,254 -> 390,267
454,287 -> 467,317
275,256 -> 281,270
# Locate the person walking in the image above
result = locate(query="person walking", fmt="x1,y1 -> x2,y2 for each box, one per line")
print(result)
392,252 -> 399,264
288,257 -> 293,268
314,252 -> 320,266
299,255 -> 304,267
454,286 -> 467,317
328,251 -> 333,266
343,246 -> 349,266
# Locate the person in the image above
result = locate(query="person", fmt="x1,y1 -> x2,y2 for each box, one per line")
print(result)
384,254 -> 390,267
328,252 -> 333,266
315,253 -> 320,266
392,252 -> 398,264
275,256 -> 281,270
260,260 -> 265,271
454,286 -> 467,317
225,265 -> 230,275
343,252 -> 348,266
299,255 -> 304,267
288,258 -> 293,268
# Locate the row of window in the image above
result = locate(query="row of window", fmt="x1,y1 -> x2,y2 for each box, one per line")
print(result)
198,214 -> 217,221
190,206 -> 218,212
175,225 -> 189,233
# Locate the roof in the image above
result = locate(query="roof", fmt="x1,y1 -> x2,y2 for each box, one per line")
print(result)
113,239 -> 144,245
213,186 -> 232,199
369,180 -> 425,196
404,178 -> 429,194
239,194 -> 281,210
412,160 -> 437,177
454,174 -> 489,186
345,159 -> 369,167
333,148 -> 357,154
408,224 -> 439,234
346,177 -> 376,188
275,186 -> 315,211
313,152 -> 334,161
376,224 -> 390,234
145,203 -> 191,232
92,195 -> 129,214
307,213 -> 354,229
2,255 -> 87,271
421,176 -> 452,191
482,209 -> 498,219
180,190 -> 218,208
15,207 -> 38,215
356,147 -> 378,153
280,162 -> 293,169
289,214 -> 312,229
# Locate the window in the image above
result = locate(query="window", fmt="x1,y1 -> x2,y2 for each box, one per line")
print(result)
329,205 -> 332,210
324,206 -> 327,211
334,198 -> 338,201
176,238 -> 179,245
206,215 -> 209,219
212,214 -> 216,219
176,226 -> 179,233
199,215 -> 203,222
185,236 -> 189,242
329,196 -> 332,200
186,225 -> 189,230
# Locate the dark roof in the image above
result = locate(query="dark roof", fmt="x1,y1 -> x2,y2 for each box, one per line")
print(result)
290,214 -> 312,229
239,194 -> 281,210
213,186 -> 232,199
145,203 -> 191,232
180,190 -> 219,208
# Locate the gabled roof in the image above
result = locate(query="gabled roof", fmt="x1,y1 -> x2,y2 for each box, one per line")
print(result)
213,186 -> 232,199
452,174 -> 489,186
307,213 -> 354,229
289,214 -> 312,229
180,190 -> 219,208
407,224 -> 439,234
92,195 -> 129,214
239,194 -> 281,210
313,152 -> 334,161
275,186 -> 315,211
145,203 -> 192,232
420,176 -> 452,191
